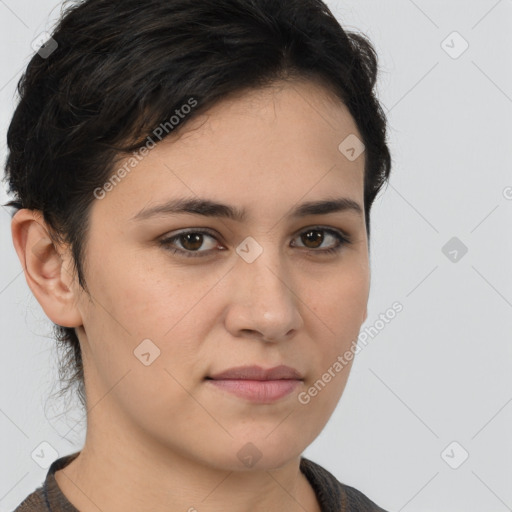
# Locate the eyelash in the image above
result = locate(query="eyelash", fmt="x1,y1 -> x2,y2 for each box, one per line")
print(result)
158,226 -> 352,259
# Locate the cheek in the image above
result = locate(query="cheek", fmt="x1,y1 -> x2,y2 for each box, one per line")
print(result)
300,269 -> 368,400
79,250 -> 223,401
306,264 -> 369,329
300,274 -> 366,411
87,245 -> 224,341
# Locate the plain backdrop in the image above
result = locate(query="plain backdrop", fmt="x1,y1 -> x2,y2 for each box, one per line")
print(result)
1,1 -> 511,511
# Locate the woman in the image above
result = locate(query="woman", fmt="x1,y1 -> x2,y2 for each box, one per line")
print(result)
5,0 -> 392,510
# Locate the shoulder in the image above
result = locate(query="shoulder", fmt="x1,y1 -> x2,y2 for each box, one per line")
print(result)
342,481 -> 390,512
300,457 -> 389,512
12,486 -> 47,511
12,452 -> 81,512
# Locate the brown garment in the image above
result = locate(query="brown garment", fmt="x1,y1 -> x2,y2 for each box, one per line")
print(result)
14,452 -> 389,512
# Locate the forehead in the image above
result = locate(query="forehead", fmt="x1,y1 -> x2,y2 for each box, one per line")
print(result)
174,78 -> 360,147
91,79 -> 365,225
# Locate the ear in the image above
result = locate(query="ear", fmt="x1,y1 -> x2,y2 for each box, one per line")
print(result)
11,209 -> 83,328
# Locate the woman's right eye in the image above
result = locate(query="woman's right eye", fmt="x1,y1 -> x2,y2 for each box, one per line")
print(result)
159,230 -> 222,258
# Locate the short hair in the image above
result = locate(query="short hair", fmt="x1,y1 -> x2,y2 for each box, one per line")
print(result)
3,0 -> 391,409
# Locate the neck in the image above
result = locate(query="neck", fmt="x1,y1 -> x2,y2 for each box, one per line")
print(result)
54,415 -> 321,512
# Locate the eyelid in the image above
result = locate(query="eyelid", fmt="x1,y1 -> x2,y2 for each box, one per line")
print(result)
162,224 -> 349,241
158,228 -> 224,255
159,225 -> 352,258
291,224 -> 351,240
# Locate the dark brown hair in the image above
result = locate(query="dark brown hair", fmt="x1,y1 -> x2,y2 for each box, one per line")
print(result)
3,0 -> 391,410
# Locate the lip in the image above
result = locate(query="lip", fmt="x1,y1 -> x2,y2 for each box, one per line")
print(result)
206,365 -> 303,403
207,365 -> 303,381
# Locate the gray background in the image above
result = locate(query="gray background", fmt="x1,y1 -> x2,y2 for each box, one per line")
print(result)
1,1 -> 511,511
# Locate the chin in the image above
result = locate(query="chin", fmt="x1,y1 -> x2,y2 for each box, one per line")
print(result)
210,434 -> 305,472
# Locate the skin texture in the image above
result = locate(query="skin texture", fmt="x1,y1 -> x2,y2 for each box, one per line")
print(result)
11,78 -> 369,512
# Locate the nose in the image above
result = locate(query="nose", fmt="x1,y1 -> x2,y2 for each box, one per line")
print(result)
224,245 -> 304,342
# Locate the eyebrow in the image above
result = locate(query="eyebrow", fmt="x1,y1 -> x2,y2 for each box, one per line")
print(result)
130,196 -> 363,222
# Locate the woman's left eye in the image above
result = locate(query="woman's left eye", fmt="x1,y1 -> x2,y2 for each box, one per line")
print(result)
159,227 -> 351,259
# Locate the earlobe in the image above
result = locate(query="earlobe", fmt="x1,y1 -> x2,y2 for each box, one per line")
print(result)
11,209 -> 83,328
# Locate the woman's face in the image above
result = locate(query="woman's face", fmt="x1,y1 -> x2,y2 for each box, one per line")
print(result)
70,79 -> 369,470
